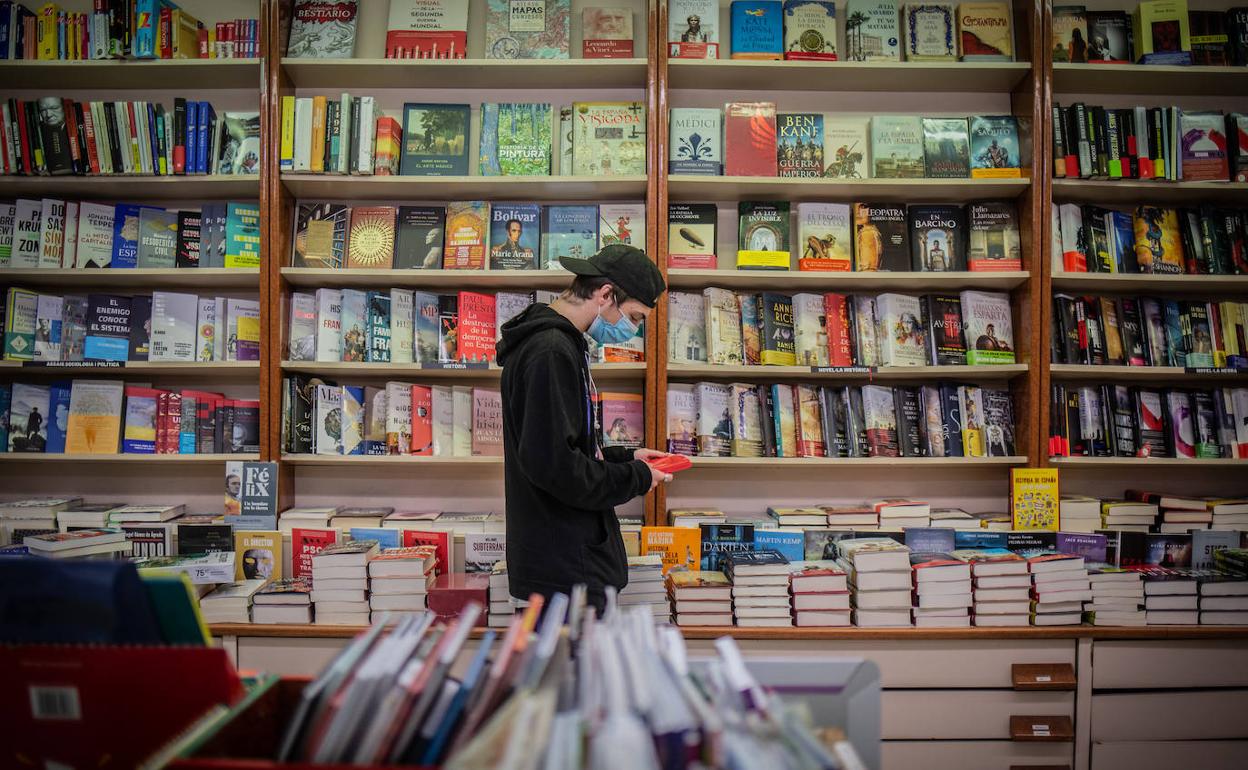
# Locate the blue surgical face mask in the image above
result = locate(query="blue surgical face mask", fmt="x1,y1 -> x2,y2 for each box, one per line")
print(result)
587,302 -> 639,345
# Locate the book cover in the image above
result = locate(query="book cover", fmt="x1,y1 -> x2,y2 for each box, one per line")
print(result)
74,202 -> 115,268
871,115 -> 924,178
777,112 -> 824,177
541,204 -> 598,269
215,112 -> 261,175
313,385 -> 343,454
339,290 -> 367,363
640,526 -> 701,573
366,292 -> 392,363
437,295 -> 460,363
700,523 -> 755,570
600,391 -> 643,450
598,203 -> 645,250
489,203 -> 541,270
958,1 -> 1013,60
472,387 -> 503,455
983,388 -> 1015,456
128,296 -> 152,362
33,294 -> 62,362
794,383 -> 825,456
862,384 -> 899,456
458,291 -> 496,364
696,382 -> 733,456
1132,0 -> 1192,63
234,530 -> 282,581
723,102 -> 778,177
669,0 -> 721,58
464,533 -> 506,572
410,385 -> 433,455
571,101 -> 646,176
345,206 -> 396,269
176,211 -> 201,268
314,289 -> 343,362
668,293 -> 707,364
669,107 -> 723,175
1010,468 -> 1055,529
875,293 -> 927,366
853,203 -> 909,271
1052,5 -> 1088,62
729,383 -> 763,456
969,115 -> 1021,177
65,379 -> 124,455
341,386 -> 364,455
286,0 -> 358,58
924,295 -> 966,365
731,1 -> 784,59
908,204 -> 966,271
1133,206 -> 1184,273
479,102 -> 552,176
791,292 -> 828,365
822,115 -> 870,178
903,3 -> 957,61
8,383 -> 50,452
846,0 -> 901,60
922,117 -> 970,178
149,291 -> 198,362
394,206 -> 445,270
83,294 -> 132,362
796,202 -> 852,271
703,287 -> 743,364
771,383 -> 798,456
364,386 -> 388,455
784,0 -> 838,60
224,203 -> 261,269
758,292 -> 796,365
583,7 -> 634,57
484,0 -> 570,59
442,201 -> 488,269
737,201 -> 790,270
385,0 -> 469,59
1178,111 -> 1228,182
292,203 -> 350,269
61,296 -> 89,363
1086,10 -> 1131,62
386,381 -> 413,454
36,198 -> 65,268
666,383 -> 699,454
667,203 -> 717,269
967,201 -> 1022,270
400,103 -> 470,176
3,289 -> 37,362
960,290 -> 1015,364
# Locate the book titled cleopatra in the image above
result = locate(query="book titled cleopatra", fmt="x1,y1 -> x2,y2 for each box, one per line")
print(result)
852,203 -> 909,271
737,201 -> 790,270
442,201 -> 488,270
724,102 -> 778,177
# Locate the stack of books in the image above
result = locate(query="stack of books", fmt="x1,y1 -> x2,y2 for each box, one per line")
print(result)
822,504 -> 879,531
311,540 -> 379,625
23,529 -> 130,560
874,499 -> 931,531
668,570 -> 733,626
619,555 -> 668,619
277,506 -> 339,533
1029,553 -> 1090,626
56,503 -> 126,531
487,561 -> 512,628
1101,500 -> 1158,532
767,506 -> 827,532
330,507 -> 394,530
669,508 -> 727,528
1085,568 -> 1145,626
367,546 -> 437,622
726,551 -> 794,628
910,552 -> 972,628
1200,572 -> 1248,625
838,538 -> 913,628
1150,494 -> 1214,534
1059,495 -> 1102,533
252,578 -> 313,624
789,561 -> 850,627
928,508 -> 975,530
1210,499 -> 1248,531
957,548 -> 1030,627
0,497 -> 82,544
1141,567 -> 1199,625
199,579 -> 267,623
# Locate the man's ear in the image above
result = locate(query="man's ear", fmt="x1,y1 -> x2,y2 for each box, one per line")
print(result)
596,283 -> 615,304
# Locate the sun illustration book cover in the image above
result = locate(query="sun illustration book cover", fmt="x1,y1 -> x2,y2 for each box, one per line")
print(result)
346,207 -> 396,269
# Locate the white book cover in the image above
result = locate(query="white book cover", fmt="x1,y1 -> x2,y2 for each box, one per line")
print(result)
62,202 -> 78,269
464,533 -> 506,573
149,291 -> 199,362
669,107 -> 722,174
668,291 -> 707,364
390,288 -> 415,364
668,0 -> 720,58
791,292 -> 829,366
314,384 -> 343,455
12,199 -> 42,268
874,293 -> 927,366
293,98 -> 313,172
355,96 -> 375,175
342,386 -> 364,455
452,385 -> 473,457
666,383 -> 698,454
339,289 -> 366,363
431,385 -> 454,456
0,202 -> 16,268
288,292 -> 317,362
75,202 -> 115,269
703,287 -> 742,365
213,297 -> 227,361
494,292 -> 532,343
385,381 -> 413,455
598,203 -> 646,250
225,298 -> 260,362
315,288 -> 343,362
695,381 -> 732,456
854,294 -> 879,366
197,298 -> 217,361
37,199 -> 66,269
822,116 -> 871,178
33,294 -> 63,361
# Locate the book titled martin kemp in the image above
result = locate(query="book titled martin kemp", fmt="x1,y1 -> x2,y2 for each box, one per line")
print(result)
394,206 -> 446,269
83,294 -> 132,362
852,203 -> 909,272
907,204 -> 966,271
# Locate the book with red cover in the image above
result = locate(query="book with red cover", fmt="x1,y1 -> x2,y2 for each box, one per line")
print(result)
427,572 -> 489,626
723,102 -> 778,177
457,291 -> 496,364
410,384 -> 433,455
823,293 -> 854,367
292,527 -> 339,582
645,453 -> 693,474
401,528 -> 452,575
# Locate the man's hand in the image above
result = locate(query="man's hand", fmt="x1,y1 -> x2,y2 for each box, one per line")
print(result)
635,448 -> 674,491
634,448 -> 670,462
647,463 -> 673,492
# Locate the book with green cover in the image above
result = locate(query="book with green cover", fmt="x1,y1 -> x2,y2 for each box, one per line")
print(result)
479,103 -> 553,176
140,572 -> 213,644
224,203 -> 261,268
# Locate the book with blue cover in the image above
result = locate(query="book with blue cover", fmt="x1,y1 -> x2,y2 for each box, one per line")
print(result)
44,381 -> 71,455
540,205 -> 597,269
754,529 -> 804,562
903,527 -> 955,554
700,523 -> 755,570
953,529 -> 1008,549
730,1 -> 784,59
349,527 -> 402,550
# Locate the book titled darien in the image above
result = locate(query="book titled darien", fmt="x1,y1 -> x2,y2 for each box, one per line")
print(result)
400,103 -> 470,176
485,0 -> 571,59
443,201 -> 489,269
700,523 -> 755,570
784,0 -> 838,60
669,0 -> 721,58
903,3 -> 957,61
286,0 -> 359,58
479,103 -> 553,176
958,1 -> 1013,60
583,7 -> 634,57
385,0 -> 468,59
797,203 -> 852,271
871,115 -> 924,178
846,0 -> 901,60
670,108 -> 723,175
572,101 -> 646,176
724,102 -> 778,177
489,203 -> 541,270
967,201 -> 1022,270
960,289 -> 1015,364
738,201 -> 790,270
853,203 -> 909,271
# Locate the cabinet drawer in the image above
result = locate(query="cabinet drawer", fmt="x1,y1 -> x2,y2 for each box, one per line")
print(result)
707,639 -> 1075,688
1092,740 -> 1248,770
1093,640 -> 1248,689
882,690 -> 1074,740
882,740 -> 1072,769
1091,690 -> 1248,741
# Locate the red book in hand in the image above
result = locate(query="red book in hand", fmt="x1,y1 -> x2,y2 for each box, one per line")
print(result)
645,454 -> 693,474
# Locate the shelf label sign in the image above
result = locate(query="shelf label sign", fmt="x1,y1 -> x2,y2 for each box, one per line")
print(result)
422,362 -> 490,370
810,366 -> 875,374
1185,367 -> 1243,375
24,361 -> 123,369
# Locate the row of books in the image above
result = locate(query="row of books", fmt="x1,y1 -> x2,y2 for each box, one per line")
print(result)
290,200 -> 643,271
667,0 -> 1015,62
1,97 -> 259,177
1065,491 -> 1248,534
1049,383 -> 1248,460
667,381 -> 1017,459
3,288 -> 259,363
1051,294 -> 1248,369
670,288 -> 1016,368
0,199 -> 260,270
672,106 -> 1021,180
0,2 -> 258,60
1,380 -> 258,455
1052,3 -> 1248,66
282,374 -> 642,458
1052,104 -> 1247,182
1053,203 -> 1247,275
281,98 -> 644,179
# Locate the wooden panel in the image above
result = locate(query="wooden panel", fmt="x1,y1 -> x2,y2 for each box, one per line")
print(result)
1011,716 -> 1074,742
667,60 -> 1031,93
281,58 -> 648,89
1091,741 -> 1248,770
882,741 -> 1072,770
1092,640 -> 1248,689
1052,63 -> 1248,96
1090,691 -> 1248,741
881,691 -> 1073,740
1013,663 -> 1077,691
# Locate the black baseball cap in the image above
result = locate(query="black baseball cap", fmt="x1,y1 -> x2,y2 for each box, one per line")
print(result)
560,244 -> 667,308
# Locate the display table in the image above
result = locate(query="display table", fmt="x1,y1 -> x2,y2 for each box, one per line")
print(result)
208,624 -> 1248,770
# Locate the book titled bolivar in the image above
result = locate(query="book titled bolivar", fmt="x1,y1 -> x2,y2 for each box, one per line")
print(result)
345,206 -> 396,269
400,103 -> 470,176
731,1 -> 783,59
1010,468 -> 1058,530
287,0 -> 359,58
489,203 -> 541,270
65,380 -> 124,455
737,201 -> 790,269
640,525 -> 701,573
957,1 -> 1012,60
784,0 -> 838,60
385,0 -> 468,59
480,103 -> 552,176
669,0 -> 721,58
724,102 -> 778,177
572,101 -> 646,176
853,203 -> 909,271
1132,206 -> 1184,274
442,201 -> 488,269
485,0 -> 571,59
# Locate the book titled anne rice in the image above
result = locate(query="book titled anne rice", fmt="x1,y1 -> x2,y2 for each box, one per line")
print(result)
572,102 -> 646,176
286,0 -> 359,58
958,1 -> 1013,60
822,116 -> 870,178
846,0 -> 901,60
442,201 -> 488,270
784,0 -> 838,60
853,203 -> 909,271
724,102 -> 778,177
400,103 -> 470,176
669,108 -> 723,175
541,205 -> 597,269
737,201 -> 791,270
583,7 -> 634,57
967,202 -> 1022,270
903,3 -> 957,61
479,103 -> 553,176
668,0 -> 720,58
777,113 -> 824,178
921,117 -> 970,178
969,115 -> 1021,178
871,115 -> 925,178
485,0 -> 571,59
960,289 -> 1015,364
667,204 -> 718,268
385,0 -> 468,59
797,203 -> 852,271
489,203 -> 541,270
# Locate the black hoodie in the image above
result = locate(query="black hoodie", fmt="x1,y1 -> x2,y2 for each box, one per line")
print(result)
495,303 -> 650,608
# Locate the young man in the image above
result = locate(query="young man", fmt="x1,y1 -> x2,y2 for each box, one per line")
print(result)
496,244 -> 671,612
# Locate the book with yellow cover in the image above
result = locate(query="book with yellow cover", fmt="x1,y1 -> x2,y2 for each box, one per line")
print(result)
640,525 -> 701,573
65,380 -> 124,454
1011,468 -> 1059,530
1132,207 -> 1184,274
234,530 -> 283,581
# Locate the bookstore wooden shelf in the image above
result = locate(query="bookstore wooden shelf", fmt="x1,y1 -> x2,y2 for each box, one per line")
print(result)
0,175 -> 261,200
665,269 -> 1030,292
279,174 -> 648,201
666,60 -> 1032,93
0,453 -> 258,464
1052,178 -> 1248,206
686,456 -> 1027,469
0,58 -> 262,90
282,455 -> 503,467
0,361 -> 260,377
1049,364 -> 1248,383
667,363 -> 1029,382
279,361 -> 645,382
0,268 -> 261,289
280,267 -> 575,289
667,175 -> 1031,203
1050,272 -> 1248,294
1050,456 -> 1248,468
1051,63 -> 1248,96
280,57 -> 649,90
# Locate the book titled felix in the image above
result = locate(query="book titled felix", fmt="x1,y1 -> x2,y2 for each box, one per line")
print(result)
1010,468 -> 1058,530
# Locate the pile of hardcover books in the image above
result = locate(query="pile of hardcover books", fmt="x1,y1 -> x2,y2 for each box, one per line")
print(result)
367,545 -> 437,622
725,550 -> 794,627
199,579 -> 266,624
1084,568 -> 1145,626
789,560 -> 850,627
1029,553 -> 1090,626
21,528 -> 130,560
252,578 -> 313,624
1205,550 -> 1248,624
1059,496 -> 1103,534
1141,566 -> 1199,624
957,548 -> 1031,627
619,554 -> 668,619
310,540 -> 378,625
486,561 -> 511,628
667,569 -> 733,626
910,551 -> 972,628
838,537 -> 913,627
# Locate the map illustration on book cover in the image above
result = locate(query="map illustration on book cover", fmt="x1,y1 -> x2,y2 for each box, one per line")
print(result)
485,0 -> 571,59
400,103 -> 470,176
286,0 -> 359,59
